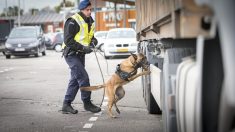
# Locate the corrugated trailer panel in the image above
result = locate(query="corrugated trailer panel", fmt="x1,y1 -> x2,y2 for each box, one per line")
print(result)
136,0 -> 175,33
136,0 -> 212,40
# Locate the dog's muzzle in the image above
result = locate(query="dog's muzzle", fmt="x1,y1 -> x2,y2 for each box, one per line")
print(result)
142,61 -> 150,70
138,57 -> 150,71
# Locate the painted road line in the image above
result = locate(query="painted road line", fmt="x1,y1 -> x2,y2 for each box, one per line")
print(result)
83,123 -> 93,128
29,71 -> 37,74
89,117 -> 98,122
0,68 -> 14,73
94,111 -> 103,116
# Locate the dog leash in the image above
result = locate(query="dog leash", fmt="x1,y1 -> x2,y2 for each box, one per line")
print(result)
91,43 -> 106,107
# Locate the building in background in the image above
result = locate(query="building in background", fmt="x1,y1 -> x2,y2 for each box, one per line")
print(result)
0,13 -> 64,33
0,0 -> 136,33
95,9 -> 135,31
92,0 -> 136,31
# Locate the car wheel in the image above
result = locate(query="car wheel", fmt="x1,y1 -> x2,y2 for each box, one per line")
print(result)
42,50 -> 46,56
54,44 -> 62,52
6,55 -> 11,59
34,53 -> 39,57
34,49 -> 39,57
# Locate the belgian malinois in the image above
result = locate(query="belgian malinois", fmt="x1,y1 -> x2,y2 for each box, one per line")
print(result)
80,53 -> 150,118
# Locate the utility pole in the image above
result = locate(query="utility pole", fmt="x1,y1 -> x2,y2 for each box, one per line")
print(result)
94,0 -> 97,31
114,2 -> 117,28
5,0 -> 7,16
77,0 -> 80,8
63,0 -> 66,8
63,0 -> 66,25
123,0 -> 126,28
18,0 -> 21,27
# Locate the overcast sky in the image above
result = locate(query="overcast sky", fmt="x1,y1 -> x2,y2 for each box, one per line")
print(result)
0,0 -> 77,14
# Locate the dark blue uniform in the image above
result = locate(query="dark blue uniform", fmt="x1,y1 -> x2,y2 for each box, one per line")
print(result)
64,54 -> 91,104
63,12 -> 93,104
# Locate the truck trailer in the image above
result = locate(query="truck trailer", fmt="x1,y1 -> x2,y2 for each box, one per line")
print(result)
135,0 -> 235,132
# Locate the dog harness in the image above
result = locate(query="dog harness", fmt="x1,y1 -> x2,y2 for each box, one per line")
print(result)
115,64 -> 137,81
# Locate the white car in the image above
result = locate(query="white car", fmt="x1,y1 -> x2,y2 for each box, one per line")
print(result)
103,28 -> 138,59
94,31 -> 108,51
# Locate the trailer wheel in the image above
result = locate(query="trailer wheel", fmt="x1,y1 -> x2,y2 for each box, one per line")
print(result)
144,46 -> 161,114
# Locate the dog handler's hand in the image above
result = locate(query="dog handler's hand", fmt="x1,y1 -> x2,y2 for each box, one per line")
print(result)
83,46 -> 93,54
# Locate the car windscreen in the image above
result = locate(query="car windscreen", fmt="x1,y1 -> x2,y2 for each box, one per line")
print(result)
95,32 -> 107,38
9,28 -> 37,38
107,30 -> 135,39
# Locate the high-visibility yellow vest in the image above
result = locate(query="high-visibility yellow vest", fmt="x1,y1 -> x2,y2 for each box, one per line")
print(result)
62,13 -> 95,49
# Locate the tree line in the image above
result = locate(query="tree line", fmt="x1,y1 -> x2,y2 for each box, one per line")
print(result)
0,1 -> 75,17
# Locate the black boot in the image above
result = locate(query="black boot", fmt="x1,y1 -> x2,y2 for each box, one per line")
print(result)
83,100 -> 101,113
62,103 -> 78,114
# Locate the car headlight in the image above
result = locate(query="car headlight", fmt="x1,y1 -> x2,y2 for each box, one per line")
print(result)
29,41 -> 38,47
131,43 -> 138,46
5,43 -> 12,48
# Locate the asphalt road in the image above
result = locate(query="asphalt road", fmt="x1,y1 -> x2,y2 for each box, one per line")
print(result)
0,50 -> 162,132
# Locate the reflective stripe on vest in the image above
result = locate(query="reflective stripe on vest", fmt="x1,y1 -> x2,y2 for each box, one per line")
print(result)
62,13 -> 95,49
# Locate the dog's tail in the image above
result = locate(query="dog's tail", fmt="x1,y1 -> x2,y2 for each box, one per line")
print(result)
80,84 -> 106,91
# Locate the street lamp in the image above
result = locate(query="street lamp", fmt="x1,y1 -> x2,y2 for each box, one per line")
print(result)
18,0 -> 21,27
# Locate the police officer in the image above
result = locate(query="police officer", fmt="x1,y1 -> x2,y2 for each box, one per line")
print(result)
61,0 -> 101,114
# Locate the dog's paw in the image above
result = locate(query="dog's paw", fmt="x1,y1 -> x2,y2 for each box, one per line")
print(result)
108,112 -> 117,118
112,115 -> 117,118
109,114 -> 117,118
142,70 -> 151,75
146,71 -> 151,74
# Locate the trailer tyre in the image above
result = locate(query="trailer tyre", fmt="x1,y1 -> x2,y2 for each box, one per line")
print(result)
144,46 -> 161,114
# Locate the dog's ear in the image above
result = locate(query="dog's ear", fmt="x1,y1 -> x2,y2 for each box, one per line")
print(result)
131,53 -> 137,60
138,50 -> 143,54
139,52 -> 144,56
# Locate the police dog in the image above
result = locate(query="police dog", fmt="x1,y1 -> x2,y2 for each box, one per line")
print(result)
80,53 -> 150,118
